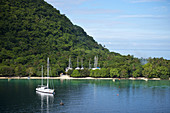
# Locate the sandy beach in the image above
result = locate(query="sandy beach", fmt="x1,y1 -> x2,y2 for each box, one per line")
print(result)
0,76 -> 112,80
0,75 -> 167,80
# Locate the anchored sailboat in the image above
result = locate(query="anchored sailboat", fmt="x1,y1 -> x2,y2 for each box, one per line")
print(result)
75,57 -> 80,70
65,56 -> 73,72
92,56 -> 100,70
89,58 -> 91,69
81,58 -> 84,70
36,57 -> 55,94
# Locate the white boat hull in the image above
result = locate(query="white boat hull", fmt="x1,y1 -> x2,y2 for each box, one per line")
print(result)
36,87 -> 54,94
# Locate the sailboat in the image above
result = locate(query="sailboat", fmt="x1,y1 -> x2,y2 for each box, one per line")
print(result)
80,58 -> 84,70
36,57 -> 55,94
92,56 -> 100,70
75,57 -> 80,70
65,56 -> 73,72
89,58 -> 91,69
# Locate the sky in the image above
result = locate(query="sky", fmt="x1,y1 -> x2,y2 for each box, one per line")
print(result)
45,0 -> 170,60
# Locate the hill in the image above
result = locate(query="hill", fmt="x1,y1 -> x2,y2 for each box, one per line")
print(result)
0,0 -> 169,79
0,0 -> 110,75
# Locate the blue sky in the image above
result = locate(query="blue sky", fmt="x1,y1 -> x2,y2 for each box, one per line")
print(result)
45,0 -> 170,59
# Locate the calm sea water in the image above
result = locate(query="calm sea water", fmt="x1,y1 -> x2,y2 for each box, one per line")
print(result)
0,79 -> 169,113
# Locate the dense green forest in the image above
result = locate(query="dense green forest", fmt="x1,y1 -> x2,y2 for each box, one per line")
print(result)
0,0 -> 169,79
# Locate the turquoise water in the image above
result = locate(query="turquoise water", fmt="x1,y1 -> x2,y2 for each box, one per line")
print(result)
0,79 -> 170,113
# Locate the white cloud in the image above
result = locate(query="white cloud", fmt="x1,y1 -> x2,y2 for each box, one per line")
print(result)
69,9 -> 120,15
119,14 -> 165,18
44,0 -> 94,16
153,6 -> 168,12
131,0 -> 164,3
45,0 -> 89,8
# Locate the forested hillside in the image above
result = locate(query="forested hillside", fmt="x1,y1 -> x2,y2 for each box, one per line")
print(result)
0,0 -> 169,79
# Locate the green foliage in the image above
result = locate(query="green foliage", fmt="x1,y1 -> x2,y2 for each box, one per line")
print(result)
0,65 -> 15,76
90,70 -> 99,78
71,70 -> 80,77
79,69 -> 90,77
120,69 -> 129,78
26,67 -> 35,76
90,68 -> 110,78
67,69 -> 73,76
160,74 -> 169,80
14,64 -> 26,77
132,69 -> 142,78
142,60 -> 170,79
142,63 -> 153,78
156,66 -> 169,80
110,68 -> 120,78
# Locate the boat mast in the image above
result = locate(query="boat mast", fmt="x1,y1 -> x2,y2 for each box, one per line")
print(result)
47,57 -> 49,88
69,56 -> 71,68
81,58 -> 83,68
96,56 -> 98,68
89,58 -> 91,69
41,65 -> 43,86
94,56 -> 96,68
77,57 -> 79,68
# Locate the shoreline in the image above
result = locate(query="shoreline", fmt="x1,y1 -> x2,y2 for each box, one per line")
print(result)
0,76 -> 169,80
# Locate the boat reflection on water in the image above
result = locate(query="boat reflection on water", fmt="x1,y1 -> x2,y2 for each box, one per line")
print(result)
36,91 -> 54,113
